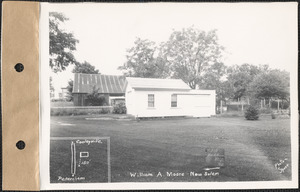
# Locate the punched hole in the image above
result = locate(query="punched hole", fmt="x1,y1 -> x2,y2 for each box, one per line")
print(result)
16,140 -> 25,150
15,63 -> 24,72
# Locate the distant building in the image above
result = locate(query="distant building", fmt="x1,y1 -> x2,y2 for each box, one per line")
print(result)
125,77 -> 216,118
72,73 -> 127,106
60,87 -> 69,100
51,87 -> 69,101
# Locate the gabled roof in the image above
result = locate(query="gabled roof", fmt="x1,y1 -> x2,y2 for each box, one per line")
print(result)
126,77 -> 191,90
175,89 -> 215,95
73,73 -> 127,94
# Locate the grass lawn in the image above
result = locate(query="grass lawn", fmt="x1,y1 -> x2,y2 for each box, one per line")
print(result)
50,115 -> 291,182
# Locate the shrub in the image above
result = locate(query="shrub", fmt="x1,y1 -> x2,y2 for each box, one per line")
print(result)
99,108 -> 110,114
259,107 -> 272,114
218,111 -> 244,117
50,107 -> 112,116
86,86 -> 107,106
271,112 -> 276,119
244,106 -> 259,120
271,100 -> 290,109
227,104 -> 250,112
113,103 -> 127,114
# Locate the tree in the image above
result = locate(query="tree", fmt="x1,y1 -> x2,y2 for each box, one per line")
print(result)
118,38 -> 170,78
161,27 -> 224,89
119,27 -> 224,86
49,76 -> 55,98
198,62 -> 228,105
226,64 -> 267,100
72,61 -> 100,74
249,70 -> 290,103
66,80 -> 73,101
244,106 -> 260,120
86,86 -> 106,106
49,12 -> 79,72
67,61 -> 100,101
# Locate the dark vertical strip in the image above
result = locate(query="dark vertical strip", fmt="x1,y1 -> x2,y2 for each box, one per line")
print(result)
108,75 -> 114,93
99,75 -> 104,93
114,76 -> 120,93
102,75 -> 109,93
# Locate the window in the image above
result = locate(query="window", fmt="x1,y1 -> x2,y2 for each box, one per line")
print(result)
148,94 -> 155,107
171,94 -> 177,107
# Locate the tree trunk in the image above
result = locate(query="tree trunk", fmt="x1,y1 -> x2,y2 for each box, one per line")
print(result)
220,100 -> 223,114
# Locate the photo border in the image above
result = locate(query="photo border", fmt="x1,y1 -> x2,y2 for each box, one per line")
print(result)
39,2 -> 299,190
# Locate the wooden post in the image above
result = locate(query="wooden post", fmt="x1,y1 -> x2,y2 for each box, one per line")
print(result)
277,99 -> 280,111
241,98 -> 244,111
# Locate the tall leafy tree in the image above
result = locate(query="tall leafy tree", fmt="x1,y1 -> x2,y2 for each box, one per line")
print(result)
226,64 -> 267,100
161,28 -> 224,89
249,70 -> 290,102
49,12 -> 79,72
119,38 -> 170,78
72,61 -> 100,74
199,62 -> 227,105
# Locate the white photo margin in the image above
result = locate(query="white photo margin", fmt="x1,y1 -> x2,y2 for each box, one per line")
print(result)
39,2 -> 299,190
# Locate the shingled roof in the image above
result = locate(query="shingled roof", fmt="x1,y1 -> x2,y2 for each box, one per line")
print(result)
73,73 -> 127,94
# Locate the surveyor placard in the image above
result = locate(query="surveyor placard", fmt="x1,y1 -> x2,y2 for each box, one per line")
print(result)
50,137 -> 110,183
205,148 -> 225,167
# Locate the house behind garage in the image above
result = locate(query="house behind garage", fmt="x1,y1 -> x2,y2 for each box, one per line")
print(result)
125,77 -> 216,118
72,73 -> 127,106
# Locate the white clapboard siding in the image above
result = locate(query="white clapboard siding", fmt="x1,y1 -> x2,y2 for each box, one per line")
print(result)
125,77 -> 216,118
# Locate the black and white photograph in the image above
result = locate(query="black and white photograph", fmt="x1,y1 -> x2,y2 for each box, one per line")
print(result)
39,2 -> 298,190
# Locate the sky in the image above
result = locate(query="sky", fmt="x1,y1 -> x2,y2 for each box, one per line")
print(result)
44,2 -> 298,91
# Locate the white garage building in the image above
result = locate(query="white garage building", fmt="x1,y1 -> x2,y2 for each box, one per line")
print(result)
125,77 -> 216,118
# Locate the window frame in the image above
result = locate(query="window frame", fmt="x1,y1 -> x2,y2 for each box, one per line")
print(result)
148,94 -> 155,108
171,94 -> 177,108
